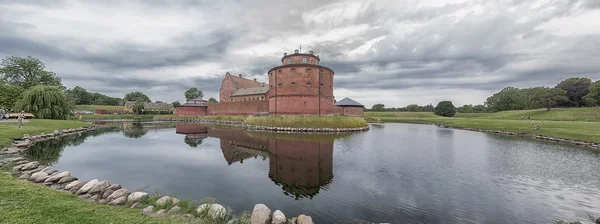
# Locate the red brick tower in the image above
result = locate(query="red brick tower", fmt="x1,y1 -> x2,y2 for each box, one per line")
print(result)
268,49 -> 335,115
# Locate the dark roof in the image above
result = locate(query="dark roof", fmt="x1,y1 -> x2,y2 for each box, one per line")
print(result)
335,97 -> 364,107
179,103 -> 207,107
231,86 -> 269,96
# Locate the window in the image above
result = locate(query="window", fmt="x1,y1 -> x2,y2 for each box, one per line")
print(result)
287,58 -> 292,64
306,68 -> 311,72
278,83 -> 282,87
306,82 -> 312,87
291,68 -> 296,72
320,83 -> 324,87
244,98 -> 247,102
302,57 -> 307,64
291,82 -> 296,86
316,61 -> 319,65
270,85 -> 273,89
278,69 -> 281,73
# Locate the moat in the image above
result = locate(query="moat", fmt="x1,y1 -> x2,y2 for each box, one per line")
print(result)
25,121 -> 600,223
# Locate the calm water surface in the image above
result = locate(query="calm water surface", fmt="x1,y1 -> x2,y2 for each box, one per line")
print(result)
26,122 -> 600,223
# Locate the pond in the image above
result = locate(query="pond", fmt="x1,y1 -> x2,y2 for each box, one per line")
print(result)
26,121 -> 600,223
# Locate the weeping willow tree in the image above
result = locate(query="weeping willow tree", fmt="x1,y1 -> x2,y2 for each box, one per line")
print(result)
15,85 -> 73,119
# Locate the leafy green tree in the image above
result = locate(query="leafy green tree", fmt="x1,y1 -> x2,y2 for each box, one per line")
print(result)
485,87 -> 527,112
65,86 -> 92,105
406,104 -> 421,112
172,101 -> 181,107
15,85 -> 73,119
434,101 -> 456,117
583,80 -> 600,105
208,97 -> 218,103
132,101 -> 144,114
458,104 -> 474,113
528,87 -> 568,111
472,104 -> 486,113
422,104 -> 434,112
0,56 -> 63,89
124,92 -> 151,102
371,103 -> 385,111
0,82 -> 25,109
556,77 -> 592,107
184,87 -> 203,100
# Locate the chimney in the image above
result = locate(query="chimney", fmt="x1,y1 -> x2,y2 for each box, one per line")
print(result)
254,78 -> 257,81
309,50 -> 314,55
239,74 -> 242,77
284,52 -> 287,56
294,49 -> 299,54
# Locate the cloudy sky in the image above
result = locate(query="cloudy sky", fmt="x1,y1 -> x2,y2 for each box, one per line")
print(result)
1,0 -> 599,108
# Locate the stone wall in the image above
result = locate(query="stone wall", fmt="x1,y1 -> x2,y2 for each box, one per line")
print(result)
175,106 -> 207,116
207,101 -> 269,116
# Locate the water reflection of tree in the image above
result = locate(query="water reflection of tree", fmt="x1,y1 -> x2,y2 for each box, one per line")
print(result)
26,128 -> 121,165
184,135 -> 204,147
123,123 -> 148,139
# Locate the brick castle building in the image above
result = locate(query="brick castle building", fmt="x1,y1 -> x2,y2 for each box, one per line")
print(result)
175,49 -> 363,116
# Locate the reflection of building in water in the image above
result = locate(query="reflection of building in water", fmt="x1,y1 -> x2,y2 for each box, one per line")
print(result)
206,126 -> 335,199
176,124 -> 208,147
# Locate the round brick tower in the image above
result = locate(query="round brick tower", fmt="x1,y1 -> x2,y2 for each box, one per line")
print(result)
268,49 -> 335,115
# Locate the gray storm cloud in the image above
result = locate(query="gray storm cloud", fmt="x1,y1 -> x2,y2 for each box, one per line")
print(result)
0,0 -> 599,107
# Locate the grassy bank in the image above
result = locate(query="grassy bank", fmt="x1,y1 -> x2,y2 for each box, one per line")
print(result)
366,108 -> 600,122
154,115 -> 247,122
366,110 -> 600,143
0,173 -> 182,224
80,114 -> 156,120
244,116 -> 368,129
0,119 -> 91,147
74,105 -> 123,111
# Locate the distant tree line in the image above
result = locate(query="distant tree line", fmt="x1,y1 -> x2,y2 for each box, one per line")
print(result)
368,77 -> 600,114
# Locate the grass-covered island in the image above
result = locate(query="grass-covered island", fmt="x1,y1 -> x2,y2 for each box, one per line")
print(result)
154,115 -> 370,131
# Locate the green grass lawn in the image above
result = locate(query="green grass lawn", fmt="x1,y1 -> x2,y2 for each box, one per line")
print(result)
80,114 -> 156,120
74,105 -> 124,111
0,119 -> 92,147
0,173 -> 183,224
366,109 -> 600,143
244,116 -> 368,129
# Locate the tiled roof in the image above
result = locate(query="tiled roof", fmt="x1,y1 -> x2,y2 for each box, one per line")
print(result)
335,97 -> 364,107
231,86 -> 269,96
227,72 -> 264,89
124,101 -> 174,110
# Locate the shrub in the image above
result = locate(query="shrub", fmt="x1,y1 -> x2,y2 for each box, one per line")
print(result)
434,101 -> 456,117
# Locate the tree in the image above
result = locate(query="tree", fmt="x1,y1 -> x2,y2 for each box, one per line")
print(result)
123,123 -> 147,139
406,104 -> 421,112
15,85 -> 73,119
184,87 -> 203,100
124,92 -> 151,102
208,97 -> 218,103
371,103 -> 385,111
458,104 -> 474,113
65,86 -> 92,105
0,56 -> 63,89
528,87 -> 568,111
434,101 -> 456,117
422,104 -> 434,112
472,104 -> 486,113
132,101 -> 145,114
485,87 -> 527,112
583,80 -> 600,105
0,82 -> 25,109
172,101 -> 181,107
556,77 -> 592,107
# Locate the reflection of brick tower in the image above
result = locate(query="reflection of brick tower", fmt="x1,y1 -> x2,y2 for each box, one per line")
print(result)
268,138 -> 334,199
268,49 -> 335,115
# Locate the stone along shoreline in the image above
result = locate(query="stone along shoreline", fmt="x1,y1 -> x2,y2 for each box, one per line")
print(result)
0,127 -> 315,224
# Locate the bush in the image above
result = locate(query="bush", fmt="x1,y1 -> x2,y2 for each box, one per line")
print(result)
434,101 -> 456,117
